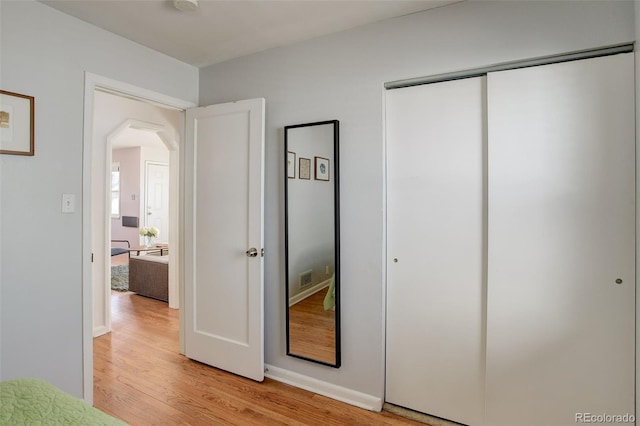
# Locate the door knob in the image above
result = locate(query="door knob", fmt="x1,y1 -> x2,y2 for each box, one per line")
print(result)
246,248 -> 258,258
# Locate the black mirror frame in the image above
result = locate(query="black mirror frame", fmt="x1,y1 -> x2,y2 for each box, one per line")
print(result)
284,119 -> 340,368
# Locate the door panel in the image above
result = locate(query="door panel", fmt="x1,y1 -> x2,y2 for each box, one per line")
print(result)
386,77 -> 486,425
146,162 -> 169,239
184,98 -> 265,381
485,54 -> 635,426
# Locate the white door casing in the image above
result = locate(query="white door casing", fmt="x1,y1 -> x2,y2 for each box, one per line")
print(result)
83,72 -> 196,404
386,76 -> 486,425
96,120 -> 178,338
184,98 -> 265,381
485,53 -> 635,426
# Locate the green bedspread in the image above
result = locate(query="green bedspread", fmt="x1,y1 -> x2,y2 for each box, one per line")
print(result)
323,274 -> 335,311
0,378 -> 127,425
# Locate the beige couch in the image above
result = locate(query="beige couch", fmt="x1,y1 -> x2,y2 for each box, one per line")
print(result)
128,255 -> 168,302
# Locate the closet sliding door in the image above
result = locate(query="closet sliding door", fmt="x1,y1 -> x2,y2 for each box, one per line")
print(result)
386,77 -> 486,426
485,53 -> 635,426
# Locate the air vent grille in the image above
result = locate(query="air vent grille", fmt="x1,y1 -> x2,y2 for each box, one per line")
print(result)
299,270 -> 312,288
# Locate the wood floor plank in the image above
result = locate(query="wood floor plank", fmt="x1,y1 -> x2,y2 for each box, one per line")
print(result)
94,291 -> 426,425
288,289 -> 336,364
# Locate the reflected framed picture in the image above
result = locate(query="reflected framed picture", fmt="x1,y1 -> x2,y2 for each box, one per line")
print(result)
287,151 -> 296,178
0,90 -> 34,156
299,157 -> 311,180
314,156 -> 330,181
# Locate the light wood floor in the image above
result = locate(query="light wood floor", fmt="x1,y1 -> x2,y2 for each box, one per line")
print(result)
94,291 -> 425,426
288,289 -> 336,364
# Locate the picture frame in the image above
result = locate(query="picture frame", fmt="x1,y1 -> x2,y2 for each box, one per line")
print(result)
0,90 -> 34,156
299,158 -> 311,180
287,151 -> 296,178
314,156 -> 330,181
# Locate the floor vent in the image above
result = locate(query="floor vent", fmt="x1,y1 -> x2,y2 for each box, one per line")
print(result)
299,270 -> 313,288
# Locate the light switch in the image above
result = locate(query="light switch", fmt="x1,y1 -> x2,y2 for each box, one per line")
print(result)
62,194 -> 75,213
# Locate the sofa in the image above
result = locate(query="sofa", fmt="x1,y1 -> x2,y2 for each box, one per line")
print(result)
128,255 -> 169,302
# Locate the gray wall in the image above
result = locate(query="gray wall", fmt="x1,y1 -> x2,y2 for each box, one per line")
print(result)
0,1 -> 198,397
635,1 -> 640,419
111,147 -> 141,244
199,0 -> 635,399
0,0 -> 635,406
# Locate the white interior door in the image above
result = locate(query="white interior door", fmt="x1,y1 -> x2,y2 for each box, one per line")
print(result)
386,77 -> 486,425
145,162 -> 169,240
184,98 -> 265,381
485,53 -> 635,426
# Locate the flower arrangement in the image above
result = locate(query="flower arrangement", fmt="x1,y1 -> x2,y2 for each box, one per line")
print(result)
139,226 -> 160,238
139,226 -> 160,247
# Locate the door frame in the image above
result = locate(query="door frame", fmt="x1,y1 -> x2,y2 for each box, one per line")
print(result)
82,72 -> 196,404
100,122 -> 177,338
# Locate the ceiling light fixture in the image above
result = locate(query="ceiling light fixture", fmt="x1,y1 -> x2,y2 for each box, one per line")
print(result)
173,0 -> 198,12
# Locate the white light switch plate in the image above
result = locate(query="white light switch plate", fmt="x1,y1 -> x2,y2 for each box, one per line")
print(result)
62,194 -> 75,213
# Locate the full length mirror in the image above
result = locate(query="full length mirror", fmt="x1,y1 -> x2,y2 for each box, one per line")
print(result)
285,120 -> 340,367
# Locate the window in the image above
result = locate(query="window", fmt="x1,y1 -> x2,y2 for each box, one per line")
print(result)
111,163 -> 120,218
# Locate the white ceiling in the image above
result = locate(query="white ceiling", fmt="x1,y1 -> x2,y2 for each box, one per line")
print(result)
41,0 -> 461,68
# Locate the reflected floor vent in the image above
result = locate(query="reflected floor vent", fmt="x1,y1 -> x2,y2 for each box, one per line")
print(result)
299,270 -> 313,288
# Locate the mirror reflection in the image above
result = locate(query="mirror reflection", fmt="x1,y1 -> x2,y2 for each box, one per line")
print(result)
285,120 -> 340,367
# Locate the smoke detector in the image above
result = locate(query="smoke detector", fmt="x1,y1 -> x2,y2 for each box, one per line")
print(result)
174,0 -> 198,12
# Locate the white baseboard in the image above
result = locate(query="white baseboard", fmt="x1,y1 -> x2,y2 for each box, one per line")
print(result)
264,364 -> 383,412
289,279 -> 330,307
93,325 -> 109,337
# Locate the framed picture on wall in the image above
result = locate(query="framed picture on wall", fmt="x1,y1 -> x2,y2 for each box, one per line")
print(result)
287,151 -> 296,178
299,158 -> 311,180
0,90 -> 35,156
314,156 -> 330,181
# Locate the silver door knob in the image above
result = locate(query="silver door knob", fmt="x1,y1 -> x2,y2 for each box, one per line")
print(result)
246,248 -> 258,257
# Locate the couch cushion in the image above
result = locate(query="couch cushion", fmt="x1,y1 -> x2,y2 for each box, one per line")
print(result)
131,254 -> 169,264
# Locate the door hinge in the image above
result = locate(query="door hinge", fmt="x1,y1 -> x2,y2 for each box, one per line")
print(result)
91,253 -> 94,263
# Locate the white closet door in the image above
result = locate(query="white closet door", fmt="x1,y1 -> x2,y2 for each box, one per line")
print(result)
486,53 -> 635,426
386,77 -> 486,425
